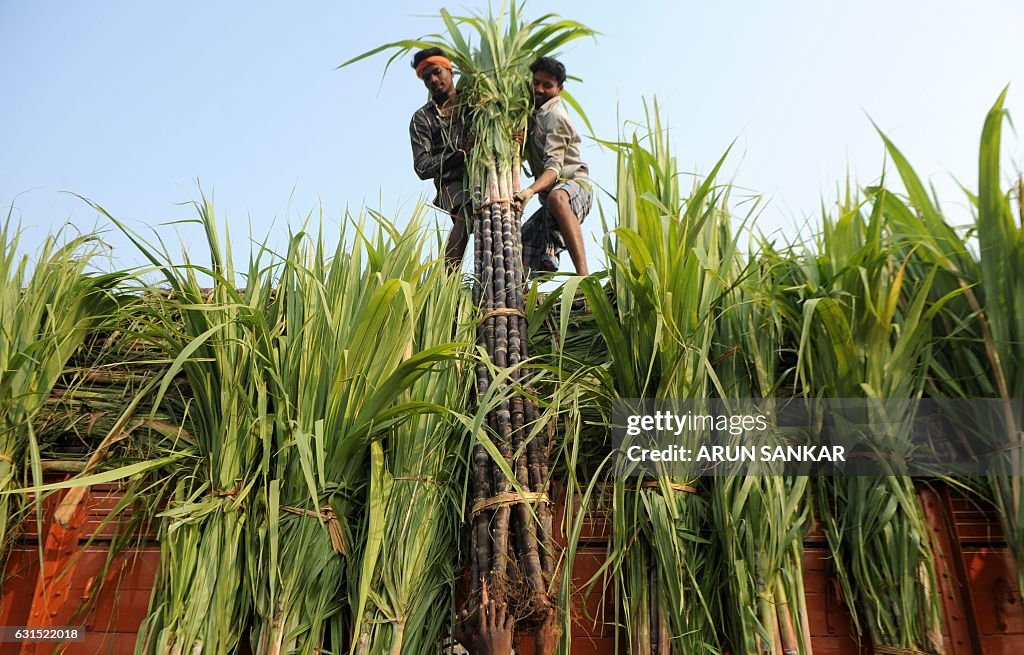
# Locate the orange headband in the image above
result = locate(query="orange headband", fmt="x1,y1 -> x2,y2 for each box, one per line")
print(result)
416,55 -> 453,78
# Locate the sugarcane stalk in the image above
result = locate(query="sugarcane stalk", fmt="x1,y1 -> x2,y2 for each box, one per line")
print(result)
471,209 -> 489,598
522,390 -> 554,580
649,570 -> 659,655
639,562 -> 653,655
489,288 -> 514,576
797,567 -> 813,655
756,571 -> 779,655
490,405 -> 514,581
503,164 -> 556,596
655,605 -> 671,655
775,577 -> 799,655
388,621 -> 405,655
488,193 -> 515,580
471,441 -> 493,596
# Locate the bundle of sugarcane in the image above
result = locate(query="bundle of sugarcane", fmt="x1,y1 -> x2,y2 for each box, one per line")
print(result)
789,186 -> 951,653
574,104 -> 733,654
900,91 -> 1024,598
0,217 -> 122,563
968,96 -> 1024,594
250,211 -> 466,655
468,137 -> 554,616
456,6 -> 594,620
526,268 -> 632,655
344,222 -> 476,655
342,2 -> 595,625
99,198 -> 279,655
713,258 -> 813,655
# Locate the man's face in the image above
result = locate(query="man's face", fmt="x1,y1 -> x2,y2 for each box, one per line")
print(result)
532,71 -> 562,108
421,64 -> 454,101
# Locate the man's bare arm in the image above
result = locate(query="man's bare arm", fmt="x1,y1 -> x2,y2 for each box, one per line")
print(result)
526,168 -> 559,195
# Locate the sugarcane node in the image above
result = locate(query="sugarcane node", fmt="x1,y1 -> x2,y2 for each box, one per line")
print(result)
472,454 -> 492,468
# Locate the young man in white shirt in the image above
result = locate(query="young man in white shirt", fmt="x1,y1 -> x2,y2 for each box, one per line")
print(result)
513,56 -> 592,278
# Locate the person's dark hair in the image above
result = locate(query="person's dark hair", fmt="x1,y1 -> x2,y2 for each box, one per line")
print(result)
529,56 -> 566,85
412,47 -> 446,69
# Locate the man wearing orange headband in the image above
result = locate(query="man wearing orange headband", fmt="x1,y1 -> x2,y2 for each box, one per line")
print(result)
409,47 -> 472,268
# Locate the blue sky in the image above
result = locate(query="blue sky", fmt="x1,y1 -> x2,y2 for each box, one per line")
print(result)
3,1 -> 1022,273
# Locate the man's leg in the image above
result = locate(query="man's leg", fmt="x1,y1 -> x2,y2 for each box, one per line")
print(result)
521,206 -> 557,279
444,211 -> 470,271
544,189 -> 589,276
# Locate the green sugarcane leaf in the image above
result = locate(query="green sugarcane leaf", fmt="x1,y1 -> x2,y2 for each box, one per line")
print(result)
8,455 -> 187,495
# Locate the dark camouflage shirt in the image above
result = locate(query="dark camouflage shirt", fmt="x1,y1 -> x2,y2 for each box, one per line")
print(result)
409,99 -> 470,214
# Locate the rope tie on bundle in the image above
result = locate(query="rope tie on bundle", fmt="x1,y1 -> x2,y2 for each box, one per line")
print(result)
478,307 -> 527,323
994,437 -> 1024,453
282,505 -> 347,555
640,480 -> 698,495
872,647 -> 931,655
470,491 -> 550,517
214,486 -> 240,498
393,475 -> 441,485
